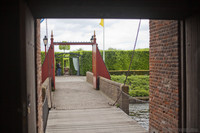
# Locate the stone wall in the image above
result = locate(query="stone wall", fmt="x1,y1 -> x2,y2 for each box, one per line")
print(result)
86,71 -> 93,85
36,19 -> 44,133
99,77 -> 129,114
42,77 -> 52,108
149,20 -> 180,133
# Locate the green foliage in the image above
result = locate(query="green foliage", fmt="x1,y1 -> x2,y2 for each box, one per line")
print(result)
55,52 -> 64,75
76,48 -> 84,51
69,57 -> 77,75
41,51 -> 45,64
78,49 -> 149,75
63,58 -> 70,68
80,51 -> 92,75
59,42 -> 70,52
129,89 -> 149,97
109,70 -> 149,75
41,48 -> 149,76
59,45 -> 70,52
105,49 -> 149,70
111,75 -> 149,97
108,47 -> 117,50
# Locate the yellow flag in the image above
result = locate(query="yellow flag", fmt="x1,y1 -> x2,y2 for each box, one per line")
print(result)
99,19 -> 104,27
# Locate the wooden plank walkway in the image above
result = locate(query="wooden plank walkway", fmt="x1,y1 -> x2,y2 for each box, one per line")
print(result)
46,76 -> 147,133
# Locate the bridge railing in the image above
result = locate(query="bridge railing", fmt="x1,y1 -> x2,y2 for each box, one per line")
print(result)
92,44 -> 111,88
42,43 -> 55,89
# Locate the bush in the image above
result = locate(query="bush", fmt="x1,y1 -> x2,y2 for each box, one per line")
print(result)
109,70 -> 149,75
105,49 -> 149,70
129,89 -> 149,97
111,75 -> 149,97
69,57 -> 77,75
41,48 -> 149,76
41,51 -> 45,64
80,51 -> 92,75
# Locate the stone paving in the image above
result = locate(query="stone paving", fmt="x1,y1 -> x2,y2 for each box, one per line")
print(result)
46,76 -> 147,133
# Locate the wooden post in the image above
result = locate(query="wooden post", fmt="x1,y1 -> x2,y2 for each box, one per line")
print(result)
120,85 -> 129,115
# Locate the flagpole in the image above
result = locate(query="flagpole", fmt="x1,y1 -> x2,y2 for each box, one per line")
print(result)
103,19 -> 105,62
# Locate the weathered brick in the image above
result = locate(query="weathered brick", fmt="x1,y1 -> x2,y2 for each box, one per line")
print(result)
36,19 -> 44,133
149,20 -> 180,133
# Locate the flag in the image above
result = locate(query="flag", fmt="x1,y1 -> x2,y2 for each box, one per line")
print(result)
99,19 -> 104,27
40,19 -> 44,23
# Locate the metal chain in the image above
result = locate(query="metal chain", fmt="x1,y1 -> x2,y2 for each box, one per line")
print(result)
111,19 -> 149,106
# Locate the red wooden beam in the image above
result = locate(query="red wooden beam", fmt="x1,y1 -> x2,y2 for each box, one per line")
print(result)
53,42 -> 95,45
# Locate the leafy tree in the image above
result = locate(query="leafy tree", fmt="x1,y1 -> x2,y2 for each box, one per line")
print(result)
59,41 -> 70,53
108,47 -> 117,50
76,48 -> 83,51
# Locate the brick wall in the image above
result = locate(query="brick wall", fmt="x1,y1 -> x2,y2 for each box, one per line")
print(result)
36,19 -> 44,133
99,77 -> 129,114
149,20 -> 180,132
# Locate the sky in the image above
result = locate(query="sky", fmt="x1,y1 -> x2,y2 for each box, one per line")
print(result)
40,19 -> 149,52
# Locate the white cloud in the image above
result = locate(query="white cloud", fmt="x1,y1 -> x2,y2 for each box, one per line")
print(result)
40,19 -> 149,52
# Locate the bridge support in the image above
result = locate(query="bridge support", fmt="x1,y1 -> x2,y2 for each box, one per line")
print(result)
92,32 -> 110,89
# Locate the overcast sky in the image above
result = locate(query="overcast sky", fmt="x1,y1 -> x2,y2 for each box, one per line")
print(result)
40,19 -> 149,52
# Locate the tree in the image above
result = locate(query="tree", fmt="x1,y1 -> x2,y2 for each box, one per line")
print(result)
76,48 -> 83,51
108,47 -> 117,50
59,41 -> 70,53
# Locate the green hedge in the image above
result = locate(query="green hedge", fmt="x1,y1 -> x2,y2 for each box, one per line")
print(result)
78,49 -> 149,75
111,75 -> 149,97
41,51 -> 45,64
41,52 -> 65,75
80,51 -> 92,75
105,50 -> 149,70
41,49 -> 149,76
69,57 -> 77,75
109,70 -> 149,75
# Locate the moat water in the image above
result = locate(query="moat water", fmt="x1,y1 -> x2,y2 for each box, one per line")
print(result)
129,103 -> 149,130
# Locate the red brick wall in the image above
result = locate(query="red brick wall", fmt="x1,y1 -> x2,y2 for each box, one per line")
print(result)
36,19 -> 44,133
149,20 -> 180,133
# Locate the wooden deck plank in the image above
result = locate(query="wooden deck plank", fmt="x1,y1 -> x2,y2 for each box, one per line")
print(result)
46,76 -> 147,133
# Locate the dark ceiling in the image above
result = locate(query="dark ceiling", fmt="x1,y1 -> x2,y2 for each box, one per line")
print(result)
27,0 -> 200,19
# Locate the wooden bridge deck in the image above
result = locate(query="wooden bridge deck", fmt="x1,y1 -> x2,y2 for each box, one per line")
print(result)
46,76 -> 147,133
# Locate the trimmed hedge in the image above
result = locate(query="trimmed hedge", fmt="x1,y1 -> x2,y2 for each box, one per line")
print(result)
78,49 -> 149,75
80,51 -> 92,75
111,75 -> 149,97
41,51 -> 45,64
109,70 -> 149,75
69,57 -> 77,75
41,49 -> 149,76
